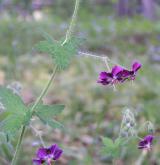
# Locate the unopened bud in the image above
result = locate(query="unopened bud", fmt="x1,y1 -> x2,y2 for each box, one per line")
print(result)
7,82 -> 22,96
0,102 -> 5,113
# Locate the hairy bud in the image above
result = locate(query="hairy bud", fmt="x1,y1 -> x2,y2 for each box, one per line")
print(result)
7,82 -> 22,96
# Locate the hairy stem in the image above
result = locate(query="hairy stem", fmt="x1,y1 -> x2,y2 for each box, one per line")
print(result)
78,51 -> 128,70
11,0 -> 81,164
31,66 -> 58,113
135,150 -> 147,165
62,0 -> 81,45
112,159 -> 117,165
11,66 -> 58,165
103,57 -> 116,91
11,125 -> 25,165
30,125 -> 46,147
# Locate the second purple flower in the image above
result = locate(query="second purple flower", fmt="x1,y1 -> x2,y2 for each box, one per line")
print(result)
33,144 -> 63,165
138,135 -> 154,150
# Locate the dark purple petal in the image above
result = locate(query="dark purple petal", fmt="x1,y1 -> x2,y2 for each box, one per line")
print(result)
97,80 -> 110,85
132,61 -> 142,72
138,141 -> 147,149
36,148 -> 48,159
111,66 -> 123,77
98,72 -> 108,79
33,159 -> 45,165
49,144 -> 57,154
144,135 -> 154,143
138,135 -> 154,150
138,145 -> 146,149
121,70 -> 132,77
97,72 -> 113,85
53,149 -> 63,160
115,69 -> 131,82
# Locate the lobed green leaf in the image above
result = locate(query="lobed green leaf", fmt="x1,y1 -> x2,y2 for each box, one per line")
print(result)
102,137 -> 114,149
35,41 -> 55,54
0,115 -> 24,137
35,104 -> 65,118
35,104 -> 64,130
37,115 -> 64,130
35,32 -> 82,69
0,86 -> 27,115
0,86 -> 30,139
102,137 -> 124,158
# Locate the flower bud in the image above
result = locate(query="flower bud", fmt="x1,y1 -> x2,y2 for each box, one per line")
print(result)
0,102 -> 5,113
7,82 -> 22,96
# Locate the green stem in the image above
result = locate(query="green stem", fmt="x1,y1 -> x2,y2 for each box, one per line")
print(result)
135,150 -> 147,165
11,0 -> 81,163
62,0 -> 81,45
112,159 -> 115,165
11,66 -> 58,165
31,66 -> 58,113
11,126 -> 25,165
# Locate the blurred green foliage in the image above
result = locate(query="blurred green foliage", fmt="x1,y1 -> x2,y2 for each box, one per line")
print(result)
1,13 -> 160,57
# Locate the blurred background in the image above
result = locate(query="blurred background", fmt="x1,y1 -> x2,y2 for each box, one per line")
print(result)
0,0 -> 160,164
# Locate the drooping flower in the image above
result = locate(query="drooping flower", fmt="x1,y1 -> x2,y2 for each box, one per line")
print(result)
97,61 -> 141,85
33,144 -> 63,165
138,135 -> 154,150
97,65 -> 124,85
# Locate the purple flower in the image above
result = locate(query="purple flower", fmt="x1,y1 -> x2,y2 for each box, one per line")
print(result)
97,66 -> 124,85
138,135 -> 154,150
33,144 -> 63,165
97,61 -> 142,85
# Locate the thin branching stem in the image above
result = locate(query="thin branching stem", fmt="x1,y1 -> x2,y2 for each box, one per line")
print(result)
30,125 -> 46,147
103,57 -> 116,91
11,125 -> 26,165
79,51 -> 121,90
11,66 -> 57,165
11,0 -> 81,164
78,51 -> 128,70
